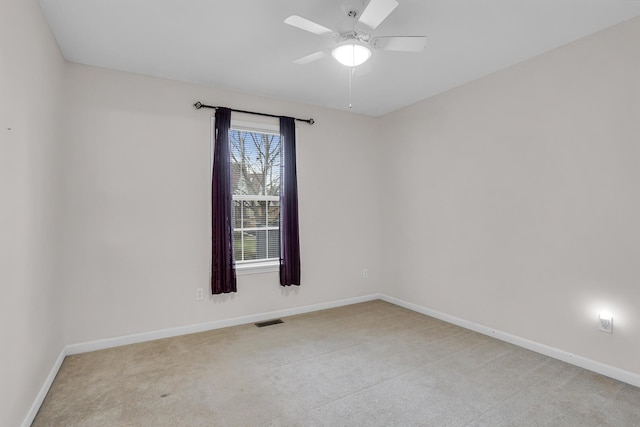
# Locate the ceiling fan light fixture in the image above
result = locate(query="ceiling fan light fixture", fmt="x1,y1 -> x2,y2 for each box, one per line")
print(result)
331,43 -> 372,67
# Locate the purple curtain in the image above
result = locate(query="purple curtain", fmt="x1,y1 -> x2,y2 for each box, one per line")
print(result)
211,108 -> 237,294
279,117 -> 301,286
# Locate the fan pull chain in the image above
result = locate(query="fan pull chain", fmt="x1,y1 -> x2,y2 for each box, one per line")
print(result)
348,67 -> 353,109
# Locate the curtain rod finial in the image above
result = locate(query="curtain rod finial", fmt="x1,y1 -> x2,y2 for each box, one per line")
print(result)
194,102 -> 203,109
309,118 -> 315,125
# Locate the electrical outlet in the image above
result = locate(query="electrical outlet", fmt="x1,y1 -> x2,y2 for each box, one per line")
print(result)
362,268 -> 368,279
196,288 -> 204,301
598,314 -> 613,334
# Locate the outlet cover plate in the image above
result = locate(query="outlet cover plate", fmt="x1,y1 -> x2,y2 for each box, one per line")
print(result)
598,315 -> 613,333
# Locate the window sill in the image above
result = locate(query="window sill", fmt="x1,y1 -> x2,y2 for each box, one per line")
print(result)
236,261 -> 279,276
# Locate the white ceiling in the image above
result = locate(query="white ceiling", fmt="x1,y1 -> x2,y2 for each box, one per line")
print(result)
38,0 -> 640,116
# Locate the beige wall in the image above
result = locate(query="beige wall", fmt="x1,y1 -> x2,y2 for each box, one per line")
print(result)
0,0 -> 65,426
59,64 -> 383,344
380,17 -> 640,374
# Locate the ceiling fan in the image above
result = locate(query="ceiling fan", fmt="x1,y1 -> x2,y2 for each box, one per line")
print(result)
284,0 -> 427,68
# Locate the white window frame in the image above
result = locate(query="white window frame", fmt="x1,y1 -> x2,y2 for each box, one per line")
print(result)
212,118 -> 281,275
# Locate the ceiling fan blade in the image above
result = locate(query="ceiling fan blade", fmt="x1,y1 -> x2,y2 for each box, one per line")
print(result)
284,15 -> 334,36
358,0 -> 399,30
293,51 -> 327,65
372,36 -> 427,52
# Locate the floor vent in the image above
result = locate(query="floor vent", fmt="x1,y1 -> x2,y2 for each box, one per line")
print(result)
255,319 -> 284,328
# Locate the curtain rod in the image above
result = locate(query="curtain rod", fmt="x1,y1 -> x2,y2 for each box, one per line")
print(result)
193,102 -> 314,125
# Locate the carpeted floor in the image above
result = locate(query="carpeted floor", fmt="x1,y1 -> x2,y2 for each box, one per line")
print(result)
33,300 -> 640,426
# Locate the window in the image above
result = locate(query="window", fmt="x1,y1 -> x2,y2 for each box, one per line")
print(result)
211,109 -> 300,290
229,121 -> 281,270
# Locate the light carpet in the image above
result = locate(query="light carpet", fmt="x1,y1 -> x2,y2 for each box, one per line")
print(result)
32,300 -> 640,426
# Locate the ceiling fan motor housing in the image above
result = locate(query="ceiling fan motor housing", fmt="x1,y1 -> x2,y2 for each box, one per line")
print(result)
337,30 -> 371,44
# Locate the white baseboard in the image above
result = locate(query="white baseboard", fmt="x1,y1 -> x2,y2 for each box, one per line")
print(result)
66,294 -> 380,355
21,347 -> 66,427
379,294 -> 640,389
